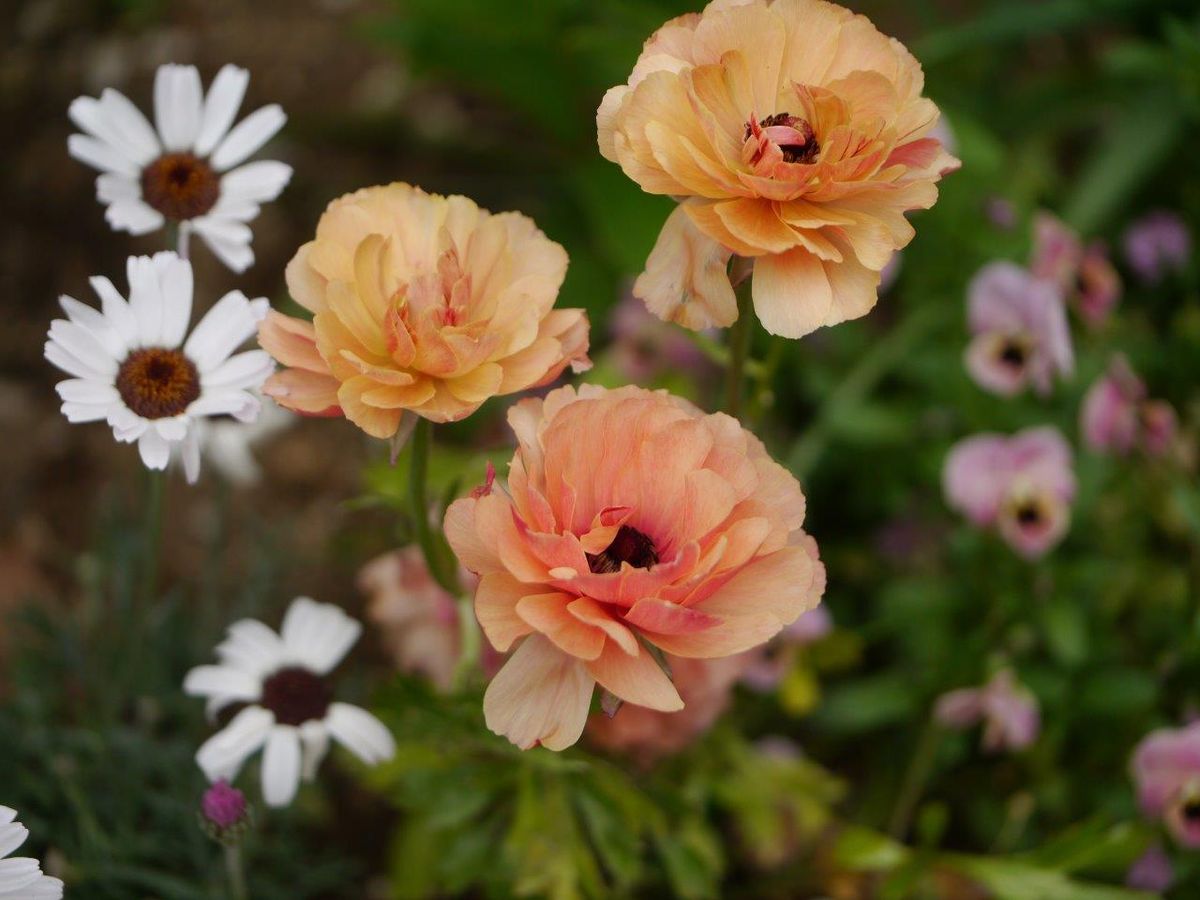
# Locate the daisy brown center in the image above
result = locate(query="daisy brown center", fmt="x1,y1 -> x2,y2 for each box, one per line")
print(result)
586,525 -> 659,574
748,112 -> 820,164
115,348 -> 201,419
141,152 -> 220,220
260,666 -> 333,726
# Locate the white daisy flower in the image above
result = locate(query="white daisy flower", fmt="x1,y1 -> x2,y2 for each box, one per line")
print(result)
0,806 -> 64,899
184,597 -> 397,808
68,63 -> 291,272
183,396 -> 294,485
44,251 -> 274,482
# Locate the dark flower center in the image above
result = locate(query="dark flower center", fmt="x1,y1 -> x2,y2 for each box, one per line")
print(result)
1183,797 -> 1200,824
747,112 -> 820,164
141,152 -> 220,220
260,666 -> 333,726
586,525 -> 659,574
1015,502 -> 1042,526
999,339 -> 1027,367
116,347 -> 201,419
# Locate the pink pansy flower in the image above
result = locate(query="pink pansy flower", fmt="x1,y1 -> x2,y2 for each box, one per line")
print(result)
586,654 -> 750,763
1125,844 -> 1174,893
1131,722 -> 1200,848
943,426 -> 1076,559
1124,211 -> 1191,284
1080,355 -> 1177,458
963,261 -> 1073,397
1030,212 -> 1121,328
934,669 -> 1040,752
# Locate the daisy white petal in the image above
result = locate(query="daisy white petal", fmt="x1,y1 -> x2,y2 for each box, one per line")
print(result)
261,726 -> 302,807
154,64 -> 204,151
196,705 -> 275,782
138,429 -> 171,470
184,290 -> 263,371
210,104 -> 286,171
0,858 -> 43,893
89,275 -> 139,346
194,64 -> 249,157
0,809 -> 62,900
187,389 -> 259,421
299,720 -> 330,781
281,597 -> 362,674
220,160 -> 292,205
96,173 -> 140,203
126,254 -> 166,346
56,378 -> 118,405
98,87 -> 161,162
59,295 -> 128,358
181,429 -> 201,484
201,200 -> 261,223
0,823 -> 28,859
154,416 -> 189,442
44,340 -> 103,381
67,133 -> 140,176
217,620 -> 287,676
326,703 -> 396,765
47,320 -> 117,376
155,253 -> 194,348
61,401 -> 115,423
189,215 -> 253,248
68,95 -> 145,163
106,198 -> 165,236
184,664 -> 261,702
203,350 -> 274,390
197,229 -> 255,273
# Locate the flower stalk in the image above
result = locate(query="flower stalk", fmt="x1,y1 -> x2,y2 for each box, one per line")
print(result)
723,285 -> 755,418
224,843 -> 248,900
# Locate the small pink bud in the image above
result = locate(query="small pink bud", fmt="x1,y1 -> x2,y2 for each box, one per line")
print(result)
202,780 -> 247,830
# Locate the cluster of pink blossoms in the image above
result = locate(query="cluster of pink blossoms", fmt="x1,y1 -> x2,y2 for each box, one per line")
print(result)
945,209 -> 1183,561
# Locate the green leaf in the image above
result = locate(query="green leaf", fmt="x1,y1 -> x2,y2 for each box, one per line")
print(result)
945,855 -> 1156,900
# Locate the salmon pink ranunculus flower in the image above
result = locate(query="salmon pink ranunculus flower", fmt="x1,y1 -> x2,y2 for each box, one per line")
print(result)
258,183 -> 591,438
597,0 -> 959,338
444,384 -> 825,751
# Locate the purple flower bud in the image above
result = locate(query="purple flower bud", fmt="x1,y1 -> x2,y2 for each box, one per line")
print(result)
1124,211 -> 1191,284
202,780 -> 247,830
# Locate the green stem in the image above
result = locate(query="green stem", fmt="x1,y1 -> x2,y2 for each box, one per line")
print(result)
224,843 -> 248,900
408,418 -> 459,596
723,286 -> 755,418
887,717 -> 942,840
786,305 -> 938,479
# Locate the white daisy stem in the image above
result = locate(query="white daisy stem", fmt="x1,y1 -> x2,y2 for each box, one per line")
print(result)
723,282 -> 755,419
140,469 -> 166,605
224,842 -> 248,900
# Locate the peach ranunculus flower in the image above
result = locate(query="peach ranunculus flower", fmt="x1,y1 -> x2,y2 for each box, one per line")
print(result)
258,183 -> 591,437
444,384 -> 825,751
597,0 -> 959,338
